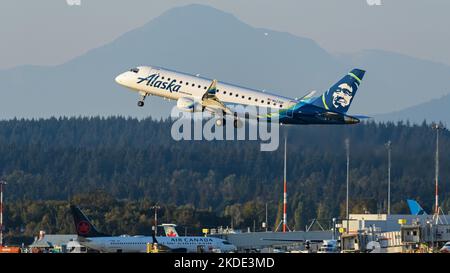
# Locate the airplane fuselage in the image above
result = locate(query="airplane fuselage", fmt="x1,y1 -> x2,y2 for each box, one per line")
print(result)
80,235 -> 236,253
115,66 -> 361,125
116,66 -> 294,108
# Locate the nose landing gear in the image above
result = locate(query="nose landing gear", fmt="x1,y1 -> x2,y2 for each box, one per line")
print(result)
137,92 -> 147,107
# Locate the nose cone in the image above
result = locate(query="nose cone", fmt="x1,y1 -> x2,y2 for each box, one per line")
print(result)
115,73 -> 125,85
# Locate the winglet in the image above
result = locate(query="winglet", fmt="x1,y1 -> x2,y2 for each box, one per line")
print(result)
202,79 -> 218,100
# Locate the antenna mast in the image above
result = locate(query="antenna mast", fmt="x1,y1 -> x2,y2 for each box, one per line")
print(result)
433,124 -> 441,223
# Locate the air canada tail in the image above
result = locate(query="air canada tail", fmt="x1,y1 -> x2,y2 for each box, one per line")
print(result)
70,205 -> 109,237
311,69 -> 365,114
407,199 -> 427,215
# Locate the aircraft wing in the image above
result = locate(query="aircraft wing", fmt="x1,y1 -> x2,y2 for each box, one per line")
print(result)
200,79 -> 270,121
200,79 -> 233,115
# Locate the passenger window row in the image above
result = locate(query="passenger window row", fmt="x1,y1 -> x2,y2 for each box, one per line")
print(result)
158,76 -> 283,108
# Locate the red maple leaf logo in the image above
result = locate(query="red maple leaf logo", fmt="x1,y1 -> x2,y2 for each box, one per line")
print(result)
77,221 -> 91,235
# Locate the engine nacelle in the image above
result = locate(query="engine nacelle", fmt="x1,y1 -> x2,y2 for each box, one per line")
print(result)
176,97 -> 203,112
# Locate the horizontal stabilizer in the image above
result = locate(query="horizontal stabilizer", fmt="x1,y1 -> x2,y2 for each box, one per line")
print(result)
298,90 -> 317,101
352,115 -> 372,119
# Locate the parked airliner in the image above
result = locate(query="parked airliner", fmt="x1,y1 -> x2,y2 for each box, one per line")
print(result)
115,66 -> 366,127
71,206 -> 236,253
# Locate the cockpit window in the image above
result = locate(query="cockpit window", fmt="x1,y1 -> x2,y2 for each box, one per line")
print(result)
223,241 -> 231,245
130,68 -> 139,73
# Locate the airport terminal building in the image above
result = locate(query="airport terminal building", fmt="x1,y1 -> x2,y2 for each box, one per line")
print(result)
342,214 -> 450,233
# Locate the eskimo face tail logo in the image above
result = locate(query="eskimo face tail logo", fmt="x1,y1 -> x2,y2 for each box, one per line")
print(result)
77,220 -> 91,235
332,83 -> 353,109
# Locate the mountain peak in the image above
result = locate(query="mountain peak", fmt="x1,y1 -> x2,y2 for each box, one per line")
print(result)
164,3 -> 235,17
375,92 -> 450,126
145,4 -> 243,30
2,5 -> 450,121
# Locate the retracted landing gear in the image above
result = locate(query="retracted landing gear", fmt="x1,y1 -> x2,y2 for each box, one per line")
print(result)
215,116 -> 243,128
215,118 -> 226,127
215,110 -> 226,127
233,119 -> 243,128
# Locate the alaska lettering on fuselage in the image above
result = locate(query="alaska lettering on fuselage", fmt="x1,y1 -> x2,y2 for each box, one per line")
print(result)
137,74 -> 182,93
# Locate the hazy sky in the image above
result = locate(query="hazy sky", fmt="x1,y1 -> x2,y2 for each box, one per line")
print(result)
1,0 -> 449,69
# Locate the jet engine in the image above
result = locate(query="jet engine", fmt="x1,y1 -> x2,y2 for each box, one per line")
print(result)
176,97 -> 203,112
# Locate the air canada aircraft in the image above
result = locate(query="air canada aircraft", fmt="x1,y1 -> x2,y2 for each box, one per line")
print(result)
70,206 -> 236,253
115,66 -> 367,127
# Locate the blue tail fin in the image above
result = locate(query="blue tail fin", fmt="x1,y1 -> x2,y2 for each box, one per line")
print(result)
311,69 -> 365,114
407,199 -> 427,215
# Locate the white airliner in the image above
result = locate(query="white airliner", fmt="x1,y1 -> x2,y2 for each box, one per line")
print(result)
115,66 -> 366,126
79,234 -> 236,253
71,206 -> 236,253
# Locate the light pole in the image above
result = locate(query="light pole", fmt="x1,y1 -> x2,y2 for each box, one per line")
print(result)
265,202 -> 268,232
432,124 -> 442,222
332,218 -> 337,240
151,204 -> 161,236
345,138 -> 350,233
385,141 -> 392,215
427,220 -> 434,252
261,200 -> 274,232
0,180 -> 6,246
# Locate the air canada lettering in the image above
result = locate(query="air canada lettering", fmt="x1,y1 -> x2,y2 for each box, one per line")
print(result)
137,74 -> 181,93
169,238 -> 214,243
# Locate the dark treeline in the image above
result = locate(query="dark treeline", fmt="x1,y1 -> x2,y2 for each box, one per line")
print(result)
0,117 -> 449,244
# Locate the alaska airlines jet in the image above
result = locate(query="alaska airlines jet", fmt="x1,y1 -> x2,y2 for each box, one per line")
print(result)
70,206 -> 236,253
115,66 -> 366,127
407,199 -> 428,215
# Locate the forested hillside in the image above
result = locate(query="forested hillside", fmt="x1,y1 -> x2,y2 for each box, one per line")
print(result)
0,117 -> 449,244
